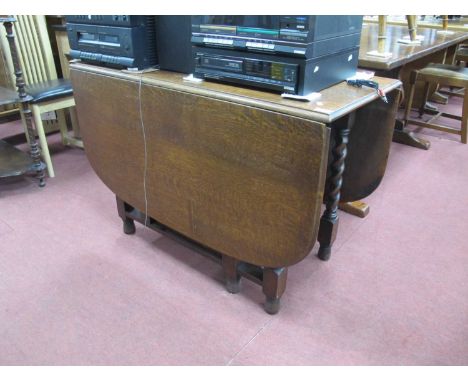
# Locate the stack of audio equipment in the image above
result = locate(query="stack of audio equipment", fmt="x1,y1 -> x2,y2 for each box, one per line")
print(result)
66,16 -> 194,73
65,15 -> 363,93
66,16 -> 158,70
191,16 -> 363,95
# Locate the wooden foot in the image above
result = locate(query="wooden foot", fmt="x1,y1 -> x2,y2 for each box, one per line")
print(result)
393,120 -> 431,150
116,196 -> 136,234
317,246 -> 331,261
424,101 -> 439,112
430,91 -> 449,105
264,297 -> 281,315
262,267 -> 287,314
123,217 -> 136,235
317,217 -> 337,261
338,201 -> 370,218
222,256 -> 241,294
33,158 -> 47,187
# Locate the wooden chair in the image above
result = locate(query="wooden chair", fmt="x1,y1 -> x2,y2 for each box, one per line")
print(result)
438,44 -> 468,98
0,15 -> 82,178
455,45 -> 468,65
403,63 -> 468,143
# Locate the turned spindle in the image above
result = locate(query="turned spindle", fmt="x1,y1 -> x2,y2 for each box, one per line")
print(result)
406,15 -> 417,41
1,17 -> 46,186
377,15 -> 387,54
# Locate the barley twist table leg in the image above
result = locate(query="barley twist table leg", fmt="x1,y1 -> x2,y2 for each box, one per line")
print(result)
317,112 -> 354,261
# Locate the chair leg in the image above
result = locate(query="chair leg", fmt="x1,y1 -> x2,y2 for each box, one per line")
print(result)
32,104 -> 55,178
56,109 -> 69,146
419,82 -> 431,117
462,90 -> 468,144
69,106 -> 81,139
403,78 -> 417,126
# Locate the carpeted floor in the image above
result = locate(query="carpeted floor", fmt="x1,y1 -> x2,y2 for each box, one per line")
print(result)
0,95 -> 467,365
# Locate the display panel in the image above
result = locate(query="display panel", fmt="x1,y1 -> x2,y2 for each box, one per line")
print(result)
199,16 -> 281,30
194,16 -> 311,41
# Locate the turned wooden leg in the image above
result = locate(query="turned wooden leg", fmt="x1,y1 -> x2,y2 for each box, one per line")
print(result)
222,256 -> 241,294
3,21 -> 46,187
116,196 -> 136,234
318,113 -> 353,261
24,103 -> 46,187
317,218 -> 338,261
32,104 -> 54,178
262,267 -> 288,314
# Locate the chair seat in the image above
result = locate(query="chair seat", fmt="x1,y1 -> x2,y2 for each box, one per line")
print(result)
419,63 -> 468,83
25,79 -> 73,104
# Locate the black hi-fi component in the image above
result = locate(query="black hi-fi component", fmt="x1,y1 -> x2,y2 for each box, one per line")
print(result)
194,46 -> 359,95
191,16 -> 363,95
65,15 -> 148,27
155,16 -> 193,74
66,16 -> 158,70
191,16 -> 363,59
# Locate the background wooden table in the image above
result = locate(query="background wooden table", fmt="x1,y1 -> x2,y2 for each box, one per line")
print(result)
358,23 -> 468,149
359,23 -> 468,71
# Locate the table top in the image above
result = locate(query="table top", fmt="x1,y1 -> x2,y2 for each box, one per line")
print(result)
359,23 -> 468,70
70,62 -> 401,124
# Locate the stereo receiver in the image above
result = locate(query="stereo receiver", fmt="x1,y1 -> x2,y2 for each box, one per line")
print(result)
191,16 -> 363,58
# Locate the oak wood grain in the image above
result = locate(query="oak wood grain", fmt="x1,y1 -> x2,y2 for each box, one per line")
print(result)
71,67 -> 330,268
71,70 -> 145,213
